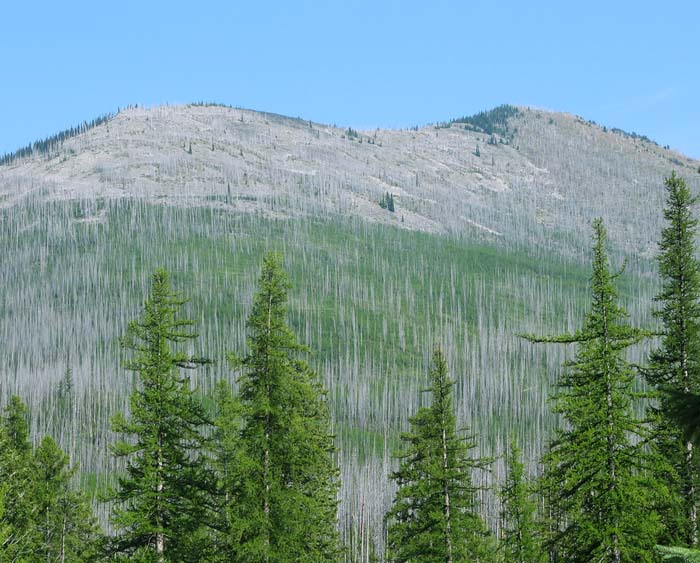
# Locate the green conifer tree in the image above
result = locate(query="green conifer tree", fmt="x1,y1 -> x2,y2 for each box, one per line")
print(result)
209,380 -> 245,562
3,395 -> 31,455
0,485 -> 10,563
646,172 -> 700,546
0,396 -> 35,561
386,348 -> 493,563
526,219 -> 664,563
0,397 -> 100,562
107,268 -> 212,563
32,436 -> 101,563
499,439 -> 543,563
230,252 -> 340,563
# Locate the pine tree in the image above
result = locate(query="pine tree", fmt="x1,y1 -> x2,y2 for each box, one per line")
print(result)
107,268 -> 212,563
3,395 -> 31,455
0,485 -> 10,563
209,380 -> 245,562
32,436 -> 101,563
0,396 -> 35,561
386,348 -> 493,563
646,172 -> 700,546
526,219 -> 664,563
499,439 -> 543,563
230,252 -> 340,563
0,397 -> 100,562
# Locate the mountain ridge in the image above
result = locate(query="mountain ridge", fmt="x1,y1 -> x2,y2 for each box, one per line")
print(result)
1,102 -> 698,539
2,102 -> 697,262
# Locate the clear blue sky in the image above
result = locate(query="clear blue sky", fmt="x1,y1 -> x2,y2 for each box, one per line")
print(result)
2,0 -> 699,158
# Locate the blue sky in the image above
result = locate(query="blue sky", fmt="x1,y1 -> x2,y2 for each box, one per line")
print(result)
1,0 -> 699,158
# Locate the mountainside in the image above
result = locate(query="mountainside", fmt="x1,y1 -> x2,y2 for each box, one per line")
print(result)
2,104 -> 697,257
1,103 -> 698,546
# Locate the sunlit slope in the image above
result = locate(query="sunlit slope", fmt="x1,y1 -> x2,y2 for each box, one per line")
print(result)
0,196 -> 656,535
1,103 -> 696,538
2,104 -> 697,258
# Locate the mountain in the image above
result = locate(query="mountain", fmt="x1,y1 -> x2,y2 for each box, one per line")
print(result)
3,103 -> 697,255
1,103 -> 697,545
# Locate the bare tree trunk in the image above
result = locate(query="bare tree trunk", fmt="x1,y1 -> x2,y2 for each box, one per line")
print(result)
688,440 -> 697,546
157,437 -> 165,562
442,424 -> 453,563
45,507 -> 51,563
682,342 -> 698,545
60,511 -> 66,563
604,314 -> 620,563
263,294 -> 273,563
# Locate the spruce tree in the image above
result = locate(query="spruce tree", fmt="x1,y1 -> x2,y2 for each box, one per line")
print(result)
0,396 -> 35,561
107,268 -> 212,563
0,486 -> 10,563
230,252 -> 340,563
499,439 -> 543,563
0,397 -> 100,562
526,219 -> 663,563
32,436 -> 101,562
646,172 -> 700,546
209,380 -> 245,562
386,348 -> 492,563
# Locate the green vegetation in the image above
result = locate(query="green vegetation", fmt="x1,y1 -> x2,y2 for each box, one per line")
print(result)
440,104 -> 521,140
2,172 -> 699,561
0,397 -> 100,562
106,269 -> 213,562
610,126 -> 657,147
379,192 -> 395,212
526,219 -> 664,563
0,192 -> 654,555
0,111 -> 117,166
657,545 -> 700,562
224,253 -> 340,563
386,349 -> 493,563
499,439 -> 543,563
647,172 -> 700,546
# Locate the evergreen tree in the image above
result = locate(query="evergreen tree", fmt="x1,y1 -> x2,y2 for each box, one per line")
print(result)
499,439 -> 543,563
387,193 -> 395,213
107,268 -> 212,563
209,380 -> 245,562
526,219 -> 664,563
0,397 -> 100,562
3,395 -> 31,454
230,252 -> 340,563
386,348 -> 493,563
646,172 -> 700,546
0,486 -> 10,563
32,436 -> 101,563
0,396 -> 35,561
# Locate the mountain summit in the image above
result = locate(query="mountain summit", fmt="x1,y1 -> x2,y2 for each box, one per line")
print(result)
2,103 -> 696,257
1,102 -> 698,539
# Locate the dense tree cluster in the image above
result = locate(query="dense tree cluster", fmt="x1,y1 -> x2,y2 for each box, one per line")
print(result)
379,192 -> 395,212
0,396 -> 100,562
0,111 -> 117,167
3,173 -> 700,562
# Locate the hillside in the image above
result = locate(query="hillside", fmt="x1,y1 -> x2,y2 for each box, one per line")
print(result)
1,103 -> 698,547
2,104 -> 697,257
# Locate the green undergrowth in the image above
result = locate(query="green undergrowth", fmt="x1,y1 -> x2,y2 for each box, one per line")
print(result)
0,197 -> 659,523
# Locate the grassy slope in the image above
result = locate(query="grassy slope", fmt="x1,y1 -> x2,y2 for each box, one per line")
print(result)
0,195 -> 658,541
